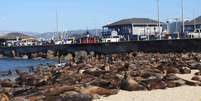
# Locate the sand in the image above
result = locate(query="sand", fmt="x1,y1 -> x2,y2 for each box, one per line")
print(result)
95,70 -> 201,101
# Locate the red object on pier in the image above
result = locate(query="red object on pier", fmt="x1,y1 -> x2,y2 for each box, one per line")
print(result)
80,37 -> 98,44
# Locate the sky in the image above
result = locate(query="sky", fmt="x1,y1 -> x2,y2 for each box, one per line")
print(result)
0,0 -> 200,33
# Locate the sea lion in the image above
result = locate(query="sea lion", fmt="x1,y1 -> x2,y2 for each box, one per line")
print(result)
195,71 -> 201,76
28,95 -> 45,101
120,72 -> 146,91
45,93 -> 92,101
140,79 -> 167,90
180,67 -> 191,74
42,85 -> 77,96
79,86 -> 118,98
0,79 -> 13,87
0,93 -> 9,101
192,76 -> 201,82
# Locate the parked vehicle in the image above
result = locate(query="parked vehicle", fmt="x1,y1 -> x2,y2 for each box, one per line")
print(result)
188,29 -> 201,38
102,36 -> 121,42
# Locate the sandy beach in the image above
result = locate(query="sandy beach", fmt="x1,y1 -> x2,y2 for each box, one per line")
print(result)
95,86 -> 201,101
96,70 -> 201,101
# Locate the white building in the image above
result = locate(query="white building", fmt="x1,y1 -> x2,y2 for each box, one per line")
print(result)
103,18 -> 165,40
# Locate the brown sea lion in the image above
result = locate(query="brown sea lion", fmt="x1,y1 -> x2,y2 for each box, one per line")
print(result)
0,93 -> 9,101
165,67 -> 181,74
180,67 -> 191,74
42,85 -> 77,96
140,79 -> 167,90
0,79 -> 13,87
45,93 -> 92,101
192,76 -> 201,82
12,96 -> 27,101
28,95 -> 45,101
195,71 -> 201,76
79,86 -> 118,98
120,72 -> 146,91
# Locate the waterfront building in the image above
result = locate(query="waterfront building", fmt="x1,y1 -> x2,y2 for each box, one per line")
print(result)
21,38 -> 39,46
184,16 -> 201,38
0,32 -> 37,46
0,39 -> 6,46
102,18 -> 165,40
185,16 -> 201,33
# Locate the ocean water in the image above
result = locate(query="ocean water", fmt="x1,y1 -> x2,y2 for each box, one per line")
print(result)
0,58 -> 57,72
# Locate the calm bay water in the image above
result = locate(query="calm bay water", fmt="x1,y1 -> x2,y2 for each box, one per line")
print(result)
0,58 -> 57,71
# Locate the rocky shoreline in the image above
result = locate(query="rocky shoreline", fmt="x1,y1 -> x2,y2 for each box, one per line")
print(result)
0,52 -> 201,101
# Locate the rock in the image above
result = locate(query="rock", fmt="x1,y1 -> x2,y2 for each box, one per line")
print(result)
12,50 -> 16,57
22,55 -> 29,59
89,51 -> 95,57
0,54 -> 4,58
31,53 -> 38,59
74,51 -> 88,63
33,57 -> 44,60
0,70 -> 12,77
47,50 -> 56,59
65,53 -> 73,61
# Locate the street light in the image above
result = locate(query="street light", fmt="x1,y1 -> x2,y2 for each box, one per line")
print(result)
157,0 -> 161,40
181,0 -> 185,34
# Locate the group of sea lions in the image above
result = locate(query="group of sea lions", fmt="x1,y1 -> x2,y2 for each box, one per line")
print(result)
0,52 -> 201,101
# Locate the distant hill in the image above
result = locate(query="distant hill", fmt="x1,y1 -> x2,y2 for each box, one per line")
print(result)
0,32 -> 33,39
37,29 -> 102,40
0,31 -> 40,37
0,29 -> 102,40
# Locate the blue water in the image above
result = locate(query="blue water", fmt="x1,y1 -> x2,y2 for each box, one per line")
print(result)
0,58 -> 57,71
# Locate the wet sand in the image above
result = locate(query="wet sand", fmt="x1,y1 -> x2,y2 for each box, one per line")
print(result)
96,70 -> 201,101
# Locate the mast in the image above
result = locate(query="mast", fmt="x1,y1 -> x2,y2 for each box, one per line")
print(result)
56,9 -> 59,40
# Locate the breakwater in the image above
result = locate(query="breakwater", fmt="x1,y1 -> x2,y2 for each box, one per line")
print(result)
0,39 -> 201,59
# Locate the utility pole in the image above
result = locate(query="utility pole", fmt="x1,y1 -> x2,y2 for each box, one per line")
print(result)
157,0 -> 161,40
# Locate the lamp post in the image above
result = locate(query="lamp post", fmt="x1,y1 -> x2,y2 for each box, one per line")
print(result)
157,0 -> 161,40
181,0 -> 185,35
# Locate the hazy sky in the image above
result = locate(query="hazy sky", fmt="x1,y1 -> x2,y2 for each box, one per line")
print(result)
0,0 -> 200,32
